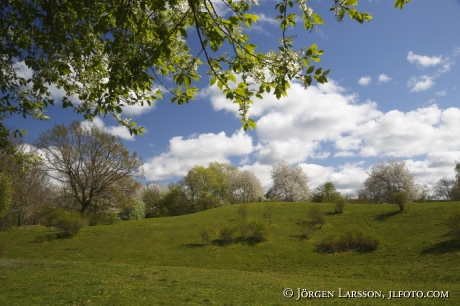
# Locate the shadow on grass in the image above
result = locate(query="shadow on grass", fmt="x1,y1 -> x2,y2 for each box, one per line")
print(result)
183,243 -> 207,248
421,238 -> 460,255
375,210 -> 401,221
212,237 -> 265,246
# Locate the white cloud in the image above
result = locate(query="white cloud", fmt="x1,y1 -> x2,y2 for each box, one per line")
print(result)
354,106 -> 460,158
12,60 -> 34,79
406,152 -> 460,188
143,130 -> 254,180
407,51 -> 442,67
121,101 -> 156,116
358,76 -> 372,86
12,60 -> 80,104
407,75 -> 435,92
257,13 -> 278,25
147,76 -> 460,195
239,162 -> 272,189
81,118 -> 135,141
298,162 -> 367,195
378,74 -> 392,83
436,90 -> 447,96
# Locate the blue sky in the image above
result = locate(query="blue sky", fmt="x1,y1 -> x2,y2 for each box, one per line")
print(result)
7,0 -> 460,195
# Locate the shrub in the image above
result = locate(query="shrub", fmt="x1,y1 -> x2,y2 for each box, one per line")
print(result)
246,221 -> 266,242
200,228 -> 214,244
105,213 -> 118,224
118,198 -> 146,220
334,197 -> 346,214
392,191 -> 408,211
447,212 -> 460,239
237,220 -> 251,239
43,208 -> 86,237
237,204 -> 248,220
85,212 -> 106,226
317,230 -> 379,253
308,205 -> 326,228
219,225 -> 236,244
34,234 -> 55,243
263,204 -> 275,225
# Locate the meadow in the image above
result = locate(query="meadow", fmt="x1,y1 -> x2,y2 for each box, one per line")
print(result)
1,202 -> 460,305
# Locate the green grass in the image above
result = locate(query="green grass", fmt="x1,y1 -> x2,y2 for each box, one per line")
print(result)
1,202 -> 460,305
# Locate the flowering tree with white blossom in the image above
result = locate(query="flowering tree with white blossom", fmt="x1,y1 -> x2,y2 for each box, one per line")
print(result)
267,161 -> 309,202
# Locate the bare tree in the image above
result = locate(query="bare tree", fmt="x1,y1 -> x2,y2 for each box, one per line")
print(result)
267,161 -> 309,202
361,159 -> 416,204
36,121 -> 143,213
228,170 -> 265,203
433,177 -> 456,201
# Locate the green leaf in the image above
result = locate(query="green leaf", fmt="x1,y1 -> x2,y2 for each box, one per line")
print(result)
395,0 -> 411,10
344,0 -> 358,6
311,56 -> 321,62
228,73 -> 237,83
311,14 -> 324,25
306,66 -> 315,74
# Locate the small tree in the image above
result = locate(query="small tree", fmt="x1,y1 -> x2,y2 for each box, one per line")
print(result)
228,170 -> 265,204
267,161 -> 309,202
118,198 -> 146,220
334,197 -> 346,214
361,159 -> 416,204
311,182 -> 342,203
392,191 -> 408,211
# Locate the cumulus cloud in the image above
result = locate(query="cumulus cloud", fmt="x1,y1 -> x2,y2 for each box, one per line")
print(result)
436,90 -> 447,96
407,51 -> 442,68
81,118 -> 135,141
148,76 -> 460,195
143,130 -> 254,180
12,60 -> 80,104
358,76 -> 372,86
378,74 -> 392,83
407,75 -> 435,92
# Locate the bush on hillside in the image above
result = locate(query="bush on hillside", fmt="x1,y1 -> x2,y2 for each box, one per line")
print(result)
263,204 -> 275,225
334,197 -> 346,214
219,225 -> 236,244
215,221 -> 267,245
43,208 -> 87,237
308,205 -> 326,228
392,191 -> 409,211
237,204 -> 248,220
118,198 -> 146,220
317,230 -> 379,253
200,227 -> 214,244
447,212 -> 460,239
237,220 -> 266,243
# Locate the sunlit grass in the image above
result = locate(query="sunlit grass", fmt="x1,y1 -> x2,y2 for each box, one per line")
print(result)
1,202 -> 460,305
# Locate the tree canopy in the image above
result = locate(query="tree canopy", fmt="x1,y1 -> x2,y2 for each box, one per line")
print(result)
36,121 -> 143,213
1,0 -> 410,160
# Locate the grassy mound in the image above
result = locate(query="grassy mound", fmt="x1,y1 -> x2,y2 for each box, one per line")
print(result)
1,202 -> 460,305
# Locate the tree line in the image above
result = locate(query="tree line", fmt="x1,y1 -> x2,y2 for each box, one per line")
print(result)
1,121 -> 458,230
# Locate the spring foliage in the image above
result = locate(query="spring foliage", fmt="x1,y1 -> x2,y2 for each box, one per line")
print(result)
2,0 -> 410,161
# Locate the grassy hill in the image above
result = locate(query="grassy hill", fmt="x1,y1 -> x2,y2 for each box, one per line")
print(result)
1,202 -> 460,305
